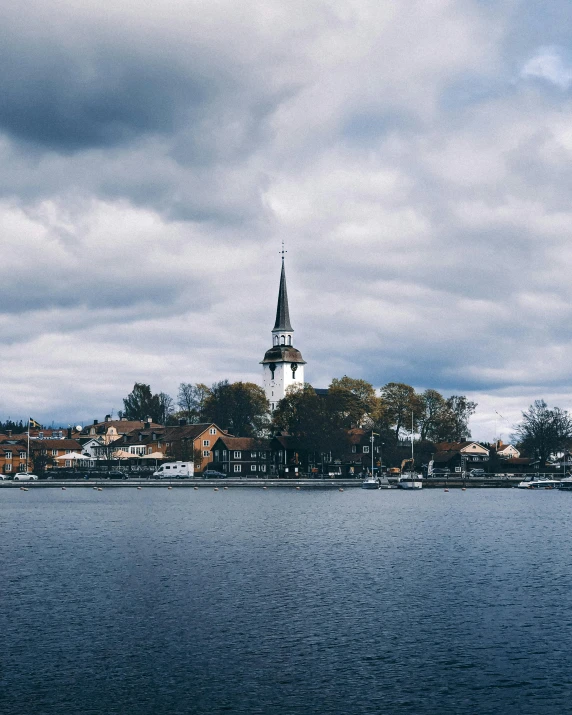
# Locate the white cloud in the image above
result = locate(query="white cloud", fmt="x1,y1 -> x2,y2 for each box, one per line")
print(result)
521,46 -> 572,89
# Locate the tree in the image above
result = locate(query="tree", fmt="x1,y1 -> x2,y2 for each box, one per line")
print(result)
418,389 -> 447,441
328,376 -> 380,428
440,395 -> 477,442
273,383 -> 350,458
177,383 -> 211,423
155,392 -> 175,426
202,381 -> 269,437
514,400 -> 572,466
122,383 -> 175,425
380,382 -> 422,443
123,383 -> 156,421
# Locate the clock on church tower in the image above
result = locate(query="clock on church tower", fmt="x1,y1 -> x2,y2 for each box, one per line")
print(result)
260,254 -> 306,411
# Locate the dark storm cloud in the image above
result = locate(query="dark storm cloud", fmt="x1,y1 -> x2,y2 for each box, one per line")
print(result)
0,42 -> 210,151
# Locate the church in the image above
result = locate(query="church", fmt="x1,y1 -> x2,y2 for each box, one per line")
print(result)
260,255 -> 306,411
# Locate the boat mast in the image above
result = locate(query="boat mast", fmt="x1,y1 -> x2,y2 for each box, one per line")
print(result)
411,411 -> 414,471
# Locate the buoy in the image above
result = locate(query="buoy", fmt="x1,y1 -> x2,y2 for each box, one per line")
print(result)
462,488 -> 466,491
62,487 -> 67,491
214,487 -> 219,492
223,486 -> 228,490
137,486 -> 142,490
194,486 -> 198,490
296,486 -> 301,490
444,489 -> 449,492
339,488 -> 344,492
97,487 -> 103,491
23,487 -> 28,491
93,486 -> 98,490
168,486 -> 173,490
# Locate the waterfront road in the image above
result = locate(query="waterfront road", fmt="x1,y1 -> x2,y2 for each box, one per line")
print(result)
0,477 -> 525,488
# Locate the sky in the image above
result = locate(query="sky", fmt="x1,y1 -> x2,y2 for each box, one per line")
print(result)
2,0 -> 572,440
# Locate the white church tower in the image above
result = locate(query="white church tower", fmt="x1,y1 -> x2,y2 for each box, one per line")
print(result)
261,254 -> 306,411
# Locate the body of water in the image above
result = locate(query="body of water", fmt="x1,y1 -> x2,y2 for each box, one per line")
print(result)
1,487 -> 571,714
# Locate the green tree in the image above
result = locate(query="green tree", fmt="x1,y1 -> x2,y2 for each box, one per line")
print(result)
202,381 -> 269,437
418,389 -> 447,441
380,382 -> 422,443
329,376 -> 380,428
439,395 -> 477,442
273,383 -> 350,458
122,383 -> 175,425
514,399 -> 572,466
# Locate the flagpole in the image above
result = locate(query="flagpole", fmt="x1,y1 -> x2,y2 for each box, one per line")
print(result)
27,418 -> 30,473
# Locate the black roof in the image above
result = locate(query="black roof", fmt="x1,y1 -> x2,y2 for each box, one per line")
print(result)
260,345 -> 306,365
273,259 -> 293,332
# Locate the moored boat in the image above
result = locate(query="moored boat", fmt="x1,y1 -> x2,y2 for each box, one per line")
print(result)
517,476 -> 560,489
558,476 -> 572,491
361,475 -> 379,490
398,472 -> 423,490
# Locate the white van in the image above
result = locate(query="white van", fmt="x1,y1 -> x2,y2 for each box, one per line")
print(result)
153,462 -> 194,479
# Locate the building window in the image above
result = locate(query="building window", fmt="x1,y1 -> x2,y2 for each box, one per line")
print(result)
274,335 -> 278,346
19,452 -> 26,459
234,464 -> 241,473
5,464 -> 11,472
234,451 -> 241,459
210,428 -> 216,435
148,447 -> 153,454
281,335 -> 285,345
287,336 -> 291,345
251,451 -> 257,458
52,449 -> 58,456
203,450 -> 210,457
363,446 -> 370,454
65,449 -> 73,454
203,440 -> 210,447
260,464 -> 266,472
223,464 -> 228,472
65,460 -> 71,467
222,450 -> 227,459
19,463 -> 26,470
5,452 -> 11,459
351,445 -> 357,453
251,465 -> 256,471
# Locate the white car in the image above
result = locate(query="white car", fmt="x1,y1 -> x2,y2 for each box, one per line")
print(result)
13,472 -> 39,481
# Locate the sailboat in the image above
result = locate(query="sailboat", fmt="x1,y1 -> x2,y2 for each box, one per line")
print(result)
397,413 -> 423,490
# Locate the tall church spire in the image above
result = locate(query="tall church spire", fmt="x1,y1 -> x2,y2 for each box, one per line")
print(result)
261,248 -> 306,412
273,258 -> 293,332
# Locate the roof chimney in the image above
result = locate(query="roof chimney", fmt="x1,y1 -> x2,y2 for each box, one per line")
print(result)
93,419 -> 98,425
6,430 -> 11,437
178,417 -> 187,426
105,414 -> 111,422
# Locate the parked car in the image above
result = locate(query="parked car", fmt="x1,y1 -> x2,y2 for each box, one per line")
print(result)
202,469 -> 226,479
14,472 -> 39,481
104,471 -> 129,480
0,474 -> 9,480
469,469 -> 486,477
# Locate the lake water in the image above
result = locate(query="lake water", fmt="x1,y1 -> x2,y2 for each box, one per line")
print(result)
1,486 -> 572,715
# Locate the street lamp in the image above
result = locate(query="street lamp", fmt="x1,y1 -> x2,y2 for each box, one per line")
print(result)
370,430 -> 379,476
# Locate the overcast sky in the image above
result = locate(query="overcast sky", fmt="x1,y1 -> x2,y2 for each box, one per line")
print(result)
2,0 -> 572,440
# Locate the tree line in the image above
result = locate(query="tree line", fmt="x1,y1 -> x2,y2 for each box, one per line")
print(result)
120,378 -> 476,446
119,380 -> 572,466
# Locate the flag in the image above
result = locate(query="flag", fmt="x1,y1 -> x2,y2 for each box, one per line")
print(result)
29,418 -> 41,429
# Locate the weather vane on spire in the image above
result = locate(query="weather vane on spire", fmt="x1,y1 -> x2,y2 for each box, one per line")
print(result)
280,241 -> 287,260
